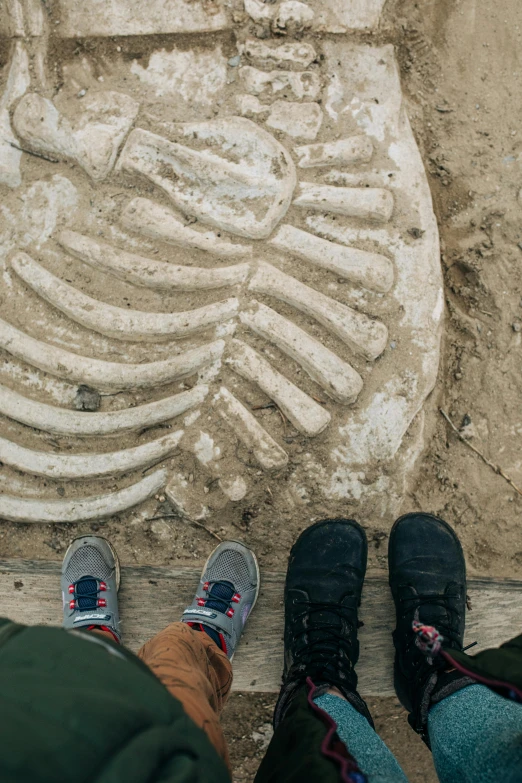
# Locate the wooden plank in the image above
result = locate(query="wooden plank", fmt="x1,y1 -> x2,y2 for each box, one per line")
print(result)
0,559 -> 520,697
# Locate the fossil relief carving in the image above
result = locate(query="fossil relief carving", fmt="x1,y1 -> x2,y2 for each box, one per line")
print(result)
0,0 -> 443,525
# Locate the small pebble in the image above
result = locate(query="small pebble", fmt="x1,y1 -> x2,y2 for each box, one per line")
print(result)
228,55 -> 241,67
390,341 -> 397,349
116,45 -> 122,52
512,322 -> 521,332
77,88 -> 87,98
73,384 -> 101,412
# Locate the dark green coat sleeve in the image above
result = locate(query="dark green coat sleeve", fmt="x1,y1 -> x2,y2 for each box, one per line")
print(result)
0,620 -> 230,783
444,632 -> 522,703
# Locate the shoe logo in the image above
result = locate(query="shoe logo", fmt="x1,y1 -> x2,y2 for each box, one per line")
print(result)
183,608 -> 217,619
73,614 -> 111,623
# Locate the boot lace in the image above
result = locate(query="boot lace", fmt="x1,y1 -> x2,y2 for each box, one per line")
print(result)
202,580 -> 236,614
401,592 -> 462,650
291,599 -> 359,674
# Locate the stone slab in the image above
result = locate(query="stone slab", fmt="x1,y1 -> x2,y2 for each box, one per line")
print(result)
309,0 -> 386,31
55,0 -> 230,37
0,29 -> 443,528
243,0 -> 387,34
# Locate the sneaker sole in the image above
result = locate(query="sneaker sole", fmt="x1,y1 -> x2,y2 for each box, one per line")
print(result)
63,535 -> 121,591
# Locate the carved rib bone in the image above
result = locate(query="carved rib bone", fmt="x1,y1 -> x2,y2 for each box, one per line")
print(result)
11,252 -> 238,342
121,198 -> 253,259
0,469 -> 167,523
213,386 -> 288,470
294,183 -> 394,223
226,338 -> 331,436
269,224 -> 394,293
0,431 -> 183,479
58,230 -> 250,291
0,317 -> 224,392
0,384 -> 207,437
249,262 -> 387,360
240,302 -> 363,404
295,136 -> 373,168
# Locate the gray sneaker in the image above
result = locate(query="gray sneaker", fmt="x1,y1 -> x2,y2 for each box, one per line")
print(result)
62,535 -> 121,643
181,540 -> 260,659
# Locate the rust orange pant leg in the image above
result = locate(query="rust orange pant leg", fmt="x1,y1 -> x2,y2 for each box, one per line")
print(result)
138,622 -> 233,769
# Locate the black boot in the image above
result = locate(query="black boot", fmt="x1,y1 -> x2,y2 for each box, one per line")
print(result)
274,518 -> 373,728
389,512 -> 475,743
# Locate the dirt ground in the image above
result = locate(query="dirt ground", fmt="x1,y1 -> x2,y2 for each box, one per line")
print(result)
390,0 -> 522,582
1,0 -> 521,780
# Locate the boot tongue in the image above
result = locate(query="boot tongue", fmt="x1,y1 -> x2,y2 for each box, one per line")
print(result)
200,581 -> 234,654
415,594 -> 451,640
205,580 -> 234,613
406,567 -> 455,635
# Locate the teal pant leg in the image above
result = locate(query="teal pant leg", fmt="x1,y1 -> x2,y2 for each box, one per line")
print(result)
314,694 -> 410,783
428,684 -> 522,783
316,685 -> 522,783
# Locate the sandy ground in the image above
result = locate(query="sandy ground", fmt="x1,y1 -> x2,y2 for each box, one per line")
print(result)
1,0 -> 521,780
391,0 -> 522,582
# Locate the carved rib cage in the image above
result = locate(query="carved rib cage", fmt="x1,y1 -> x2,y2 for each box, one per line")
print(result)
0,23 -> 443,522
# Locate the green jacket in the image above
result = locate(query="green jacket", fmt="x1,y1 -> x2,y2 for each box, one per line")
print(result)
0,620 -> 230,783
445,632 -> 522,703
